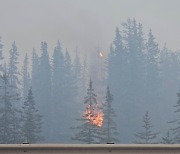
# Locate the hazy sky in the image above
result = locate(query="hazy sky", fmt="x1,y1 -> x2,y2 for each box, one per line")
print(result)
0,0 -> 180,61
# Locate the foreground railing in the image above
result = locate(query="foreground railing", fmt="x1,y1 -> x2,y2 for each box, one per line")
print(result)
0,144 -> 180,153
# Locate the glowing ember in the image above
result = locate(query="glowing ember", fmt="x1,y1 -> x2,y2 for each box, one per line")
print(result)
92,111 -> 104,127
99,52 -> 103,58
85,105 -> 104,127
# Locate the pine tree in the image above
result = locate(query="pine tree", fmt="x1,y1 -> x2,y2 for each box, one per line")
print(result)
0,69 -> 22,143
134,111 -> 158,144
7,42 -> 22,143
73,47 -> 82,79
160,46 -> 180,128
38,42 -> 51,140
63,49 -> 77,119
22,53 -> 30,100
108,27 -> 126,96
72,80 -> 100,144
73,47 -> 82,105
101,86 -> 119,143
52,41 -> 64,100
82,53 -> 88,97
170,89 -> 180,143
108,18 -> 147,142
145,29 -> 160,101
162,131 -> 173,144
8,42 -> 20,89
31,48 -> 39,95
123,18 -> 146,101
51,41 -> 65,141
22,87 -> 42,143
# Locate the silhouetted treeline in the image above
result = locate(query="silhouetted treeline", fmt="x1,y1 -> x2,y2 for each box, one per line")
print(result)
0,18 -> 180,143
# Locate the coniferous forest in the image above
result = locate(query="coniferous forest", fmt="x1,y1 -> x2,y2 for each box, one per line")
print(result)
0,18 -> 180,144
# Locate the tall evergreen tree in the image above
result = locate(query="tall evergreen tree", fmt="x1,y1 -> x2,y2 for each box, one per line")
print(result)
52,41 -> 64,101
64,49 -> 77,105
22,53 -> 30,100
7,42 -> 22,143
8,42 -> 20,89
101,86 -> 119,143
134,111 -> 158,144
0,68 -> 22,143
108,18 -> 146,142
170,89 -> 180,143
59,49 -> 77,141
22,87 -> 42,143
73,47 -> 82,105
123,18 -> 146,101
72,80 -> 100,144
159,46 -> 180,129
108,27 -> 126,96
145,29 -> 160,101
144,29 -> 162,131
82,53 -> 88,97
38,42 -> 52,141
162,131 -> 173,144
31,48 -> 39,100
51,41 -> 65,142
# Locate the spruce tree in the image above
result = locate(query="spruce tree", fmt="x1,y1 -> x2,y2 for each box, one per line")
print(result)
170,89 -> 180,143
72,80 -> 100,144
162,131 -> 173,144
134,111 -> 158,144
22,53 -> 30,100
52,41 -> 65,101
73,47 -> 82,105
38,42 -> 51,140
8,42 -> 20,89
101,86 -> 119,143
31,48 -> 39,95
0,69 -> 22,143
62,49 -> 77,131
22,87 -> 42,143
108,18 -> 146,142
145,29 -> 160,102
82,53 -> 88,97
51,41 -> 65,141
108,27 -> 126,96
7,42 -> 22,143
160,46 -> 180,128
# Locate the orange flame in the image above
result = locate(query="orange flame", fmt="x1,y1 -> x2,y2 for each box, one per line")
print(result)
85,105 -> 104,127
93,111 -> 104,127
99,52 -> 103,58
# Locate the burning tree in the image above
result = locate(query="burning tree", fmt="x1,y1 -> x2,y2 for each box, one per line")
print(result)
101,86 -> 119,143
72,80 -> 103,144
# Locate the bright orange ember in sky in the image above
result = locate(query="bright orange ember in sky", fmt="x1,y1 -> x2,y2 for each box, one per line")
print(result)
99,52 -> 103,58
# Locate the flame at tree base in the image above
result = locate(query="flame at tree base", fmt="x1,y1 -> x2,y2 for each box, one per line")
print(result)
85,105 -> 104,127
93,111 -> 104,127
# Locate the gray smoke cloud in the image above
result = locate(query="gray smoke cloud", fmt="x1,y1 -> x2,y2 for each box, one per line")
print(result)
0,0 -> 180,63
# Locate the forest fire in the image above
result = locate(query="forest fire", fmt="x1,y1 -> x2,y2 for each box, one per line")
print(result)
92,111 -> 104,127
85,105 -> 104,127
99,52 -> 103,58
